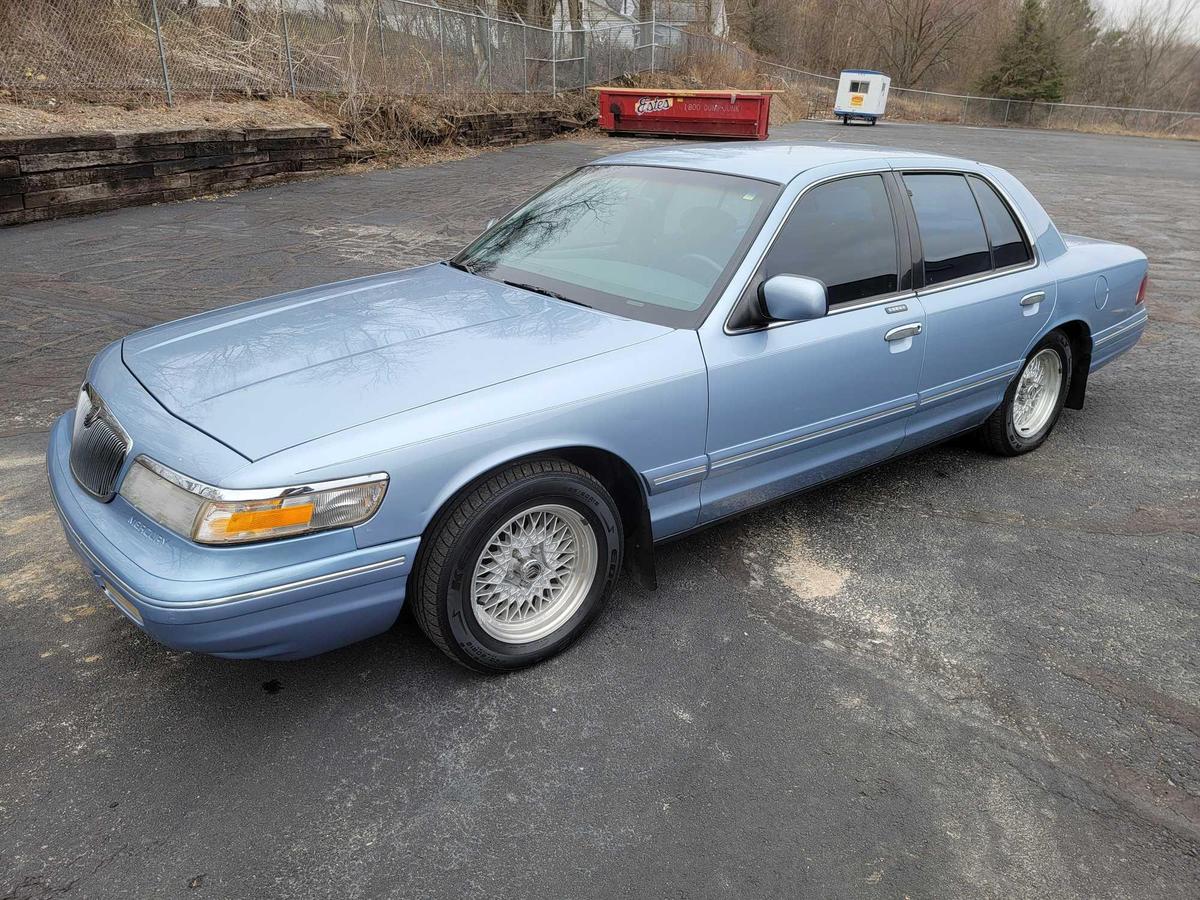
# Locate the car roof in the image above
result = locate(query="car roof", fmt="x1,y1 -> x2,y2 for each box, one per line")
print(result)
591,141 -> 967,185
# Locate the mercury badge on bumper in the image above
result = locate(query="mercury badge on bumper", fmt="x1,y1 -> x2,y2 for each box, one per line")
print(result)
49,142 -> 1148,672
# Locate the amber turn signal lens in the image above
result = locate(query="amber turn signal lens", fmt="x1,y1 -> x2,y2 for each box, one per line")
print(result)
223,503 -> 314,535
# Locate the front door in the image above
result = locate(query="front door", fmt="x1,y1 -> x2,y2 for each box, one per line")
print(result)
699,172 -> 924,523
898,171 -> 1056,449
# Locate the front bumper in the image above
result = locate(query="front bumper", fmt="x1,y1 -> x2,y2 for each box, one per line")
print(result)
47,413 -> 417,660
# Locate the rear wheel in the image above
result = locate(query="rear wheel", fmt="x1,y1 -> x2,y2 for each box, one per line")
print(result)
978,331 -> 1073,455
410,459 -> 622,672
842,115 -> 850,125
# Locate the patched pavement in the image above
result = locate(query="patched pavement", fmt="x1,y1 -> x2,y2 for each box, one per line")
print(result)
1,122 -> 1197,899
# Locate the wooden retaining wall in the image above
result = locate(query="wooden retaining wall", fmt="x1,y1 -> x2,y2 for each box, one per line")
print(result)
0,125 -> 353,227
446,110 -> 584,146
0,110 -> 591,227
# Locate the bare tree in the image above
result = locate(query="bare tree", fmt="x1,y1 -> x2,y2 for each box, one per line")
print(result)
1044,0 -> 1102,93
849,0 -> 986,86
640,0 -> 654,65
567,0 -> 585,81
1123,0 -> 1200,108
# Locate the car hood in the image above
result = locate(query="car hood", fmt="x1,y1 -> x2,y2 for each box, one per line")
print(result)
122,263 -> 671,460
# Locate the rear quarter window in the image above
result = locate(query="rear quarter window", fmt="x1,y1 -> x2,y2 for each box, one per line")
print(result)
968,175 -> 1033,269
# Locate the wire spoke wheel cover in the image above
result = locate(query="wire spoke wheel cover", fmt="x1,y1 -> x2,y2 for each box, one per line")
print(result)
1012,348 -> 1064,438
470,503 -> 598,644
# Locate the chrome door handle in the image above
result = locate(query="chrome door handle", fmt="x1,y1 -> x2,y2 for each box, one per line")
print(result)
884,323 -> 922,342
1020,291 -> 1046,307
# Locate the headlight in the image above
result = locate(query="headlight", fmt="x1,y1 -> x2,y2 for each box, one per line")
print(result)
120,456 -> 387,545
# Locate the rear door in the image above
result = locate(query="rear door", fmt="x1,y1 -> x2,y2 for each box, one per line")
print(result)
698,172 -> 925,523
898,171 -> 1055,450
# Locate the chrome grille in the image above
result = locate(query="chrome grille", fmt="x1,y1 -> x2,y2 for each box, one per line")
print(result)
69,385 -> 129,502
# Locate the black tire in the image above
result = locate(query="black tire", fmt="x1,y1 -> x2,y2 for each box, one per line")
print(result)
842,115 -> 849,125
410,459 -> 623,673
869,118 -> 877,126
978,330 -> 1073,456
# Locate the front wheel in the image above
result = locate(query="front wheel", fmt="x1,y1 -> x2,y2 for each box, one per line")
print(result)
410,459 -> 623,672
978,330 -> 1073,455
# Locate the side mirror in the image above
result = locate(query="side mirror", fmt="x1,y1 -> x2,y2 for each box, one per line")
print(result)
760,274 -> 828,322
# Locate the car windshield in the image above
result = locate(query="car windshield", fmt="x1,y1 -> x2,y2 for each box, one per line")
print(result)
452,164 -> 780,328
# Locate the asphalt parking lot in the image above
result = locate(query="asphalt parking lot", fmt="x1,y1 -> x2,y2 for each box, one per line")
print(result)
2,120 -> 1197,899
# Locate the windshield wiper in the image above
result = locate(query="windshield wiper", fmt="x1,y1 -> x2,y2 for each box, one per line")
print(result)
447,263 -> 591,309
501,280 -> 590,308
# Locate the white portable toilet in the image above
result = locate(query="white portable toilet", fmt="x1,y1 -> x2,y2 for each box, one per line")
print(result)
834,70 -> 891,125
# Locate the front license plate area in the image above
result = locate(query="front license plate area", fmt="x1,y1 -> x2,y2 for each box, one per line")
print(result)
102,581 -> 144,626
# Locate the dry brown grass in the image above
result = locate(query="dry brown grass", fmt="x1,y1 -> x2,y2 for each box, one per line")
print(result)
314,91 -> 595,157
0,88 -> 592,150
0,96 -> 335,136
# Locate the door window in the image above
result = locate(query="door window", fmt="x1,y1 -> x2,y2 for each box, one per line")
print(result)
904,173 -> 992,286
752,174 -> 900,308
849,80 -> 869,93
967,175 -> 1033,269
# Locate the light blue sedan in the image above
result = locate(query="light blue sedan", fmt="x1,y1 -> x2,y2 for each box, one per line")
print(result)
48,142 -> 1149,671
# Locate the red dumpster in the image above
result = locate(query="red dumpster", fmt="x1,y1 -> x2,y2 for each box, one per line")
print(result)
592,87 -> 778,140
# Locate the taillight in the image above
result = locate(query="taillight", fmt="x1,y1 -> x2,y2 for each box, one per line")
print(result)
1136,273 -> 1148,305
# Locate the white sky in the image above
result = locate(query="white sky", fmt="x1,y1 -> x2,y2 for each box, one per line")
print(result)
1098,0 -> 1200,33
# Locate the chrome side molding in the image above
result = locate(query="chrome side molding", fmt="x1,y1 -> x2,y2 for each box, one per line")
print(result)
651,464 -> 709,488
921,369 -> 1017,406
1094,312 -> 1148,347
711,403 -> 917,472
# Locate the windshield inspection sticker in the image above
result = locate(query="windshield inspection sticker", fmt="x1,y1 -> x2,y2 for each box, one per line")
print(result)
635,97 -> 673,115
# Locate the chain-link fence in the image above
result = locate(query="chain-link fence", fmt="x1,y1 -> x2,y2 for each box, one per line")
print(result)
2,0 -> 745,101
759,60 -> 1200,138
3,0 -> 1197,138
888,85 -> 1200,136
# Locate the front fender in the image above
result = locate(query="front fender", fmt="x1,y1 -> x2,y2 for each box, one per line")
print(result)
244,330 -> 710,548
